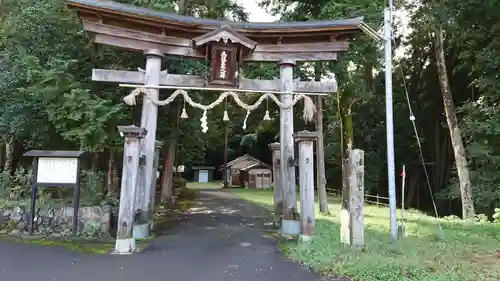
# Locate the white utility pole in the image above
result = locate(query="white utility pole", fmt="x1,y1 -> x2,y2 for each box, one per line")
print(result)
384,2 -> 398,242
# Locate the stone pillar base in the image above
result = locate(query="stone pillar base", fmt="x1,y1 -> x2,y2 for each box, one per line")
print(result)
112,238 -> 136,255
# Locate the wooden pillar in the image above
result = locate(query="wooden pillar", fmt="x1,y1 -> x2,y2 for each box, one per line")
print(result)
149,140 -> 163,230
294,130 -> 317,240
269,142 -> 282,227
114,125 -> 146,255
348,149 -> 365,247
279,59 -> 297,220
137,49 -> 163,227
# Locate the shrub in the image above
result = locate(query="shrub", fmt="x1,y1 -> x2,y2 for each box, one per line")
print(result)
493,208 -> 500,223
177,188 -> 198,201
0,168 -> 32,200
172,177 -> 187,190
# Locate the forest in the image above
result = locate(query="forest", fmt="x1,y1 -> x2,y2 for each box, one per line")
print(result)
1,0 -> 499,218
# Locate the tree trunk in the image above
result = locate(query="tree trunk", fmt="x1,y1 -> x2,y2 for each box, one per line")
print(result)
91,153 -> 99,172
106,148 -> 118,196
161,142 -> 176,203
0,142 -> 4,171
178,0 -> 192,15
314,62 -> 329,214
434,28 -> 475,219
338,92 -> 353,210
160,101 -> 181,203
4,137 -> 14,172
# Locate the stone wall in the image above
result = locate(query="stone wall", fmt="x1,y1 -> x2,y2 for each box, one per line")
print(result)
1,205 -> 111,237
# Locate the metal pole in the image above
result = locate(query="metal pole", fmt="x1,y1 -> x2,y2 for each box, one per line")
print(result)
401,165 -> 406,236
384,7 -> 398,242
223,99 -> 229,189
223,123 -> 229,188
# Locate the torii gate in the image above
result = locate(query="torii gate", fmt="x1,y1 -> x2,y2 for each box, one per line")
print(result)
66,0 -> 363,254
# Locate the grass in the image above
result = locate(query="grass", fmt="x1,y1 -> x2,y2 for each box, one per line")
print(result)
0,235 -> 117,254
230,189 -> 500,281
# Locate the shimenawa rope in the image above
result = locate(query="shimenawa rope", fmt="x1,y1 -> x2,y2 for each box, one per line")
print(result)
123,88 -> 316,133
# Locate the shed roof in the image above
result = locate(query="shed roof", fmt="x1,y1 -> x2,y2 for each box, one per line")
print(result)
191,166 -> 215,170
23,150 -> 86,158
240,163 -> 271,171
220,154 -> 262,170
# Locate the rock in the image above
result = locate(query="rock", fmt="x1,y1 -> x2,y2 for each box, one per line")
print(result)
16,221 -> 26,230
21,213 -> 29,223
10,229 -> 21,236
4,204 -> 112,238
48,209 -> 55,218
42,216 -> 51,225
2,210 -> 12,217
10,212 -> 22,222
38,226 -> 50,234
38,209 -> 49,217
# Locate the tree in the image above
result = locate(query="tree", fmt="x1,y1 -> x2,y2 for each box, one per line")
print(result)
434,27 -> 475,218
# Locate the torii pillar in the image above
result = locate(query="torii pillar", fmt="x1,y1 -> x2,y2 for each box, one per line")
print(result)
279,59 -> 298,221
135,49 -> 163,235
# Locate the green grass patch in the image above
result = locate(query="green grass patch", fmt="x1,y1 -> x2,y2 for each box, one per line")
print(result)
0,235 -> 153,254
0,235 -> 116,254
230,189 -> 500,281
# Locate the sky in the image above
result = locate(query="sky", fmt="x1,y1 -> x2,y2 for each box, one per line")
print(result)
236,0 -> 410,59
236,0 -> 279,22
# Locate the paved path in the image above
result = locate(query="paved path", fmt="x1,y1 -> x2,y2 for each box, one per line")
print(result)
0,190 -> 326,281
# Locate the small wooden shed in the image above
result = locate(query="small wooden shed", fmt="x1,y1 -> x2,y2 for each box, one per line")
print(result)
240,163 -> 272,189
220,154 -> 272,188
192,166 -> 215,183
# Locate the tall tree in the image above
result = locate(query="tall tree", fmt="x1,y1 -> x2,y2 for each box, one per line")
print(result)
314,62 -> 329,214
434,27 -> 475,218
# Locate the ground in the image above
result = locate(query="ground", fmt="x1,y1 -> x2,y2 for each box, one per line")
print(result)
230,188 -> 500,281
0,184 -> 330,281
2,183 -> 499,281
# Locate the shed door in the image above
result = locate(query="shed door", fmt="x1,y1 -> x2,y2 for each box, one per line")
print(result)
231,170 -> 240,186
249,174 -> 257,189
199,170 -> 209,183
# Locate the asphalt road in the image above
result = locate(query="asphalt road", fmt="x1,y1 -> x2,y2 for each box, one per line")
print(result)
0,190 -> 329,281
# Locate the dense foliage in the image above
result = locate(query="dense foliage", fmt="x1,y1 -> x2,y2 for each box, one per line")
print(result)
1,0 -> 500,217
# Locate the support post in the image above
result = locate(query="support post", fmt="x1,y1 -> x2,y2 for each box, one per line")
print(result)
279,59 -> 297,220
294,131 -> 317,241
114,125 -> 146,255
149,140 -> 163,231
348,149 -> 364,247
137,49 -> 163,232
223,121 -> 229,188
384,7 -> 398,242
269,142 -> 282,227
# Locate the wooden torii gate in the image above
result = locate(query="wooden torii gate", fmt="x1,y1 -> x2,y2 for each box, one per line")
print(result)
66,0 -> 363,254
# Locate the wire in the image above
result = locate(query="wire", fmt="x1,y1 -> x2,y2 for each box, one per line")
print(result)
391,31 -> 445,241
